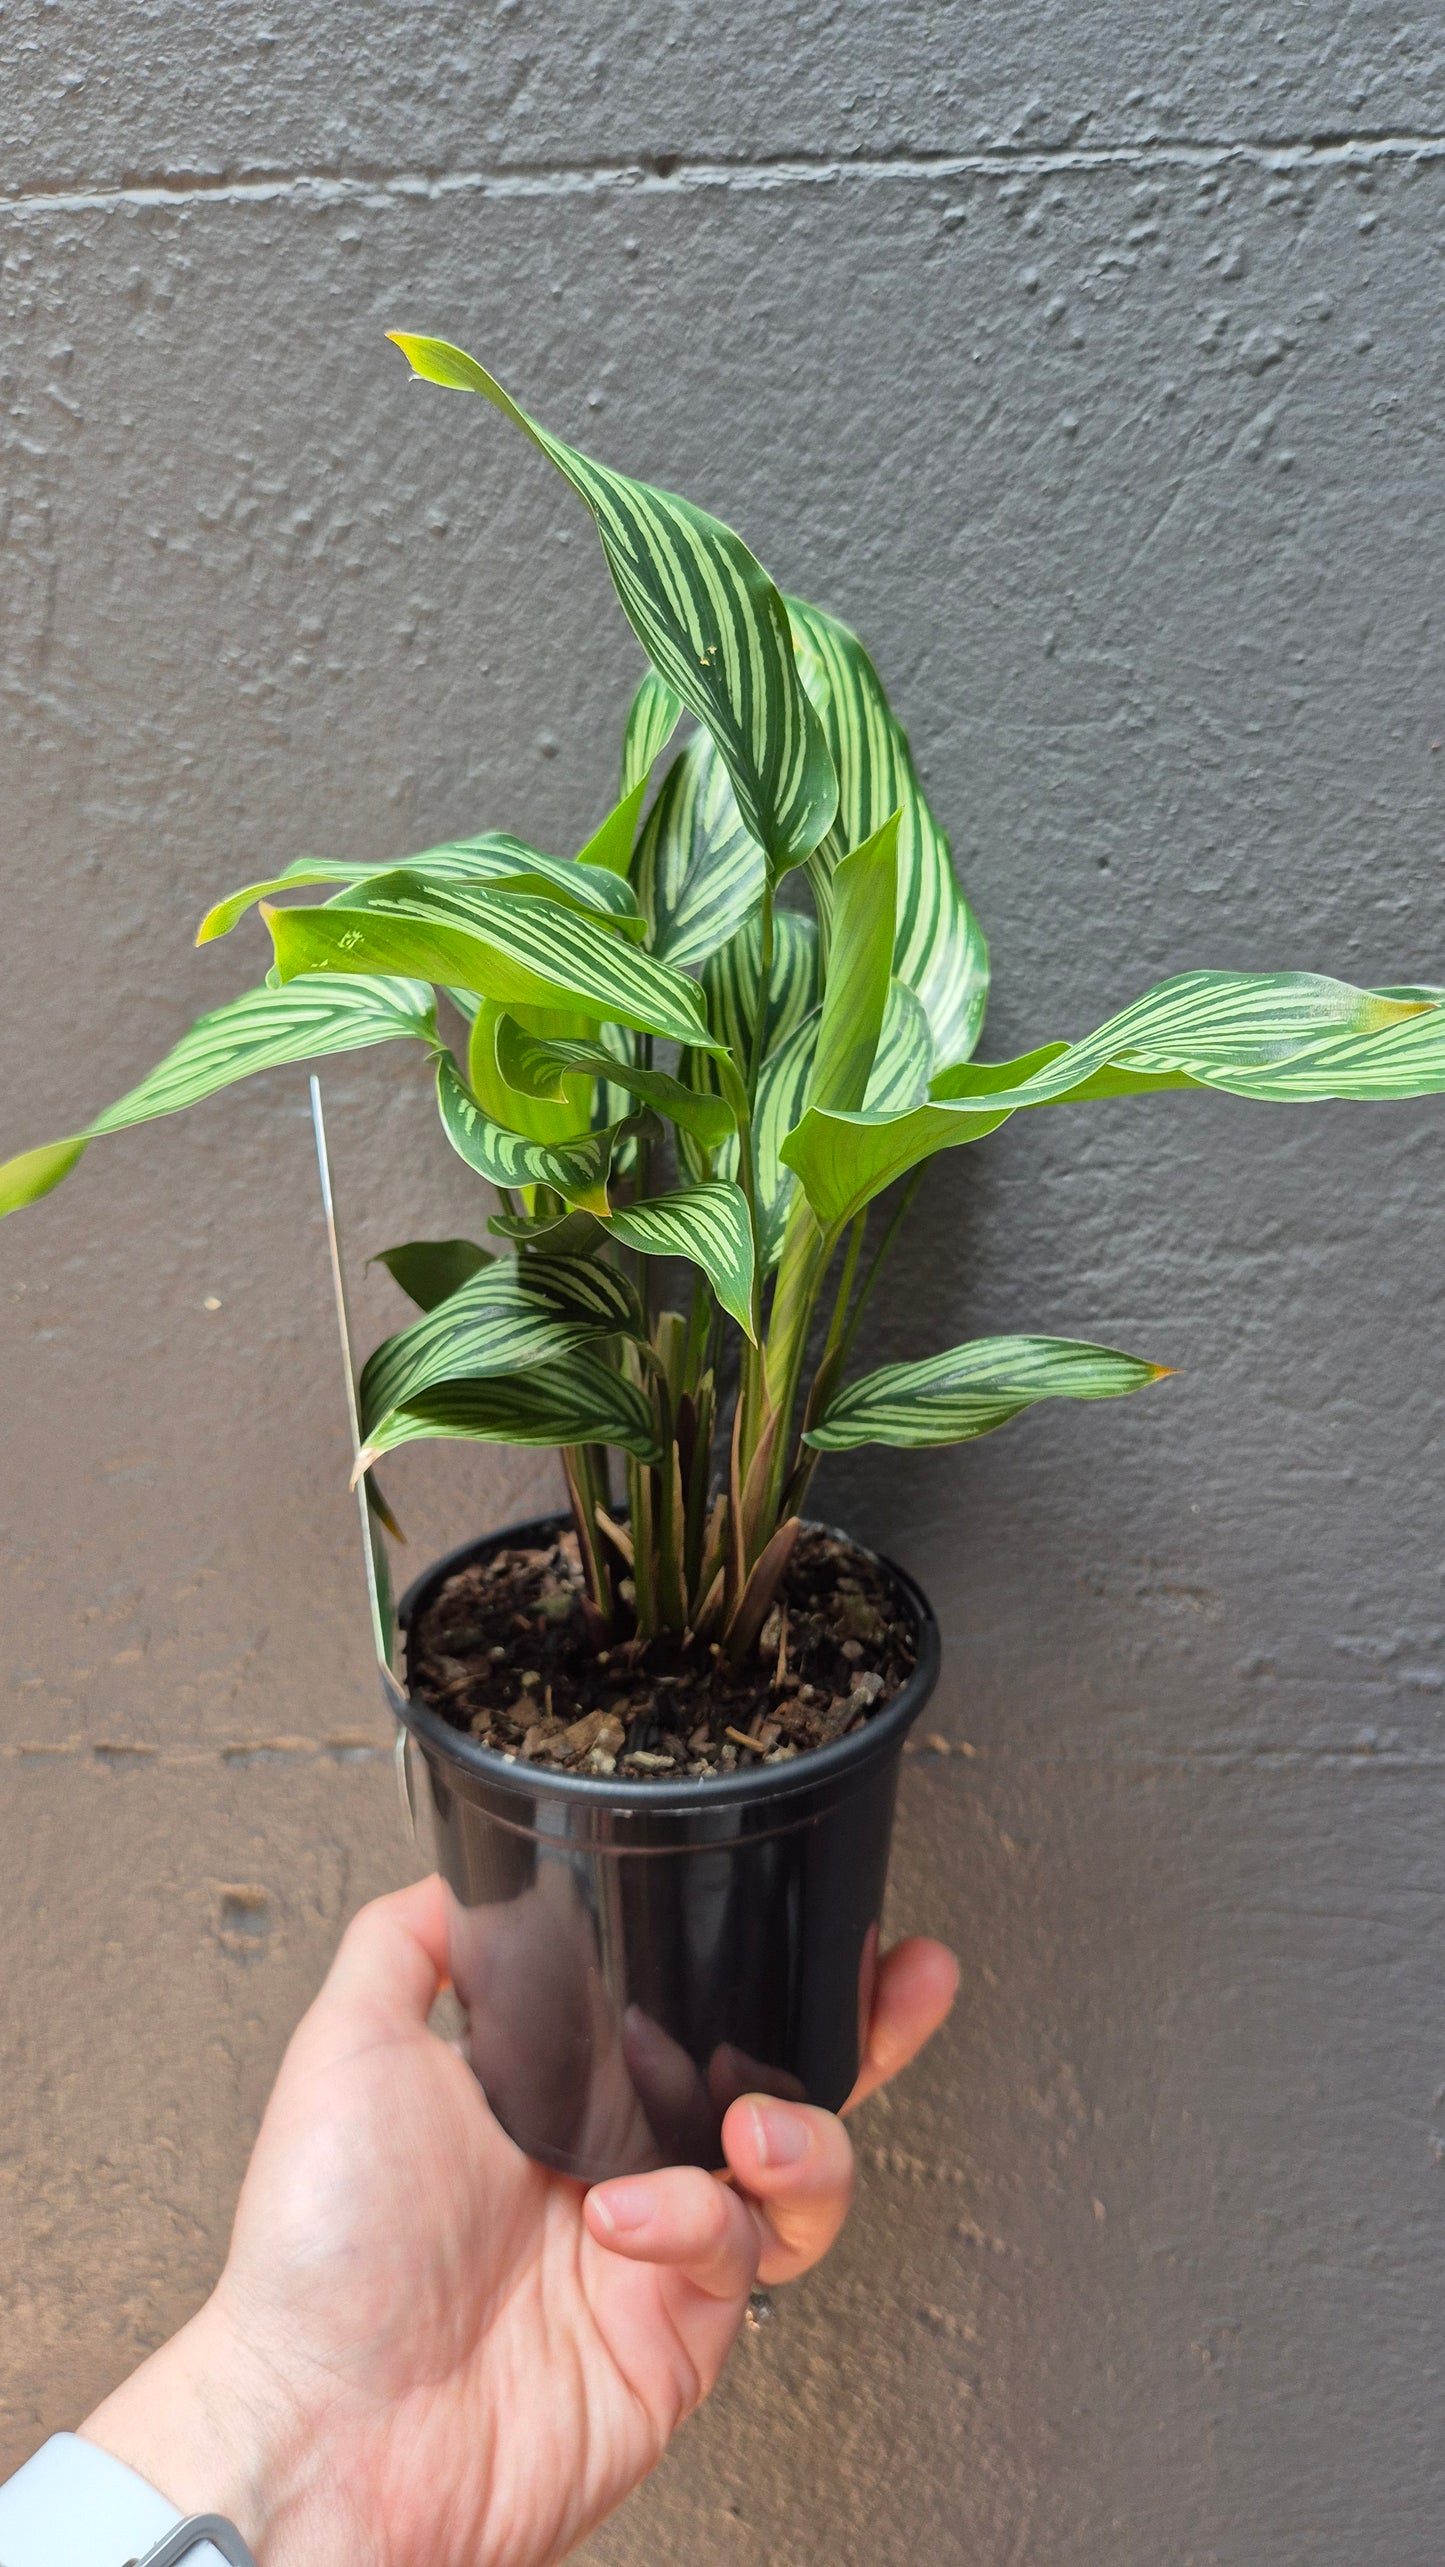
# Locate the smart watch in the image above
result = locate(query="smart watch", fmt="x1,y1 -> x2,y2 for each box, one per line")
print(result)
0,2434 -> 256,2567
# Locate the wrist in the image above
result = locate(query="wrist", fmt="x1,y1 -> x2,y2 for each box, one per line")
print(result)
80,2291 -> 312,2563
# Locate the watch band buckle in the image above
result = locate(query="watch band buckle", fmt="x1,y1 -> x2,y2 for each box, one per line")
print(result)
130,2516 -> 259,2567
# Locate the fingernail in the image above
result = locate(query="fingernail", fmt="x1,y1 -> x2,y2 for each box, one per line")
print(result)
590,2180 -> 657,2235
748,2101 -> 811,2168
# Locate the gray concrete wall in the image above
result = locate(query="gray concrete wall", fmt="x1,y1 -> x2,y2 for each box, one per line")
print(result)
3,9 -> 1443,2558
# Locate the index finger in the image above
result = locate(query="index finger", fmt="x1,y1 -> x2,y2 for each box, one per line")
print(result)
845,1935 -> 959,2113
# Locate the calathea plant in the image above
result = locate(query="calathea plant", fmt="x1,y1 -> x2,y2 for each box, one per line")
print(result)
5,333 -> 1442,1679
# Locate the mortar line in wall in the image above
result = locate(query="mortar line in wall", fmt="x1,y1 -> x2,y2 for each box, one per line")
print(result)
5,1735 -> 1444,1775
4,130 -> 1445,220
0,1735 -> 391,1764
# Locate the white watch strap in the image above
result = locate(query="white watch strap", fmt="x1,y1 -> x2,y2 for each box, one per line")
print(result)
0,2434 -> 232,2567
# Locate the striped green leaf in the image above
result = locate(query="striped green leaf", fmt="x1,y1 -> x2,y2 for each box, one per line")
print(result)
371,1237 -> 494,1311
605,1181 -> 757,1339
749,1010 -> 820,1267
492,1013 -> 734,1150
784,971 -> 1442,1229
269,870 -> 713,1048
699,907 -> 818,1070
359,1253 -> 640,1450
488,1205 -> 606,1255
465,996 -> 599,1150
199,834 -> 644,944
388,335 -> 838,876
621,667 -> 684,798
361,1353 -> 663,1467
805,1334 -> 1170,1452
805,811 -> 898,1115
0,974 -> 436,1222
787,595 -> 989,1068
436,1050 -> 646,1213
716,973 -> 931,1272
633,730 -> 766,971
867,978 -> 934,1113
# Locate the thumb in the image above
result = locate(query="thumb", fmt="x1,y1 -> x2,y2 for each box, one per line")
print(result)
303,1875 -> 451,2056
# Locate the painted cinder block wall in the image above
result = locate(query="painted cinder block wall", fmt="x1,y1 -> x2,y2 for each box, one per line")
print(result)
3,8 -> 1443,2557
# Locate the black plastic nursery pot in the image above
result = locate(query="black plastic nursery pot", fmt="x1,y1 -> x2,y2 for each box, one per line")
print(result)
394,1512 -> 941,2182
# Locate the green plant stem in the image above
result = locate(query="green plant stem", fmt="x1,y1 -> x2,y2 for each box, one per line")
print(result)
746,881 -> 776,1107
832,1164 -> 927,1377
633,1036 -> 654,1329
780,1172 -> 929,1523
820,1210 -> 867,1372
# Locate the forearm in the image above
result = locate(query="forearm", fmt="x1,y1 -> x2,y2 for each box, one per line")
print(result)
80,2297 -> 323,2567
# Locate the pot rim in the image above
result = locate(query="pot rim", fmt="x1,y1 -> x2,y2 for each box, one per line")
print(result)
394,1509 -> 940,1815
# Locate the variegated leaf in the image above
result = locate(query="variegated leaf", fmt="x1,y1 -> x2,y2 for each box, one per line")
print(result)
388,335 -> 838,875
199,833 -> 644,944
269,869 -> 713,1047
359,1253 -> 640,1449
806,1334 -> 1170,1451
633,729 -> 766,971
867,978 -> 934,1113
718,976 -> 930,1271
493,1013 -> 734,1150
361,1353 -> 663,1466
466,996 -> 599,1150
605,1181 -> 757,1338
784,971 -> 1442,1229
700,907 -> 818,1067
435,1049 -> 647,1214
787,595 -> 989,1068
488,1205 -> 606,1254
621,667 -> 684,798
0,975 -> 437,1221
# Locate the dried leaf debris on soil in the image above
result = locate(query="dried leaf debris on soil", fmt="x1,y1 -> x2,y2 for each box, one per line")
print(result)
412,1528 -> 917,1780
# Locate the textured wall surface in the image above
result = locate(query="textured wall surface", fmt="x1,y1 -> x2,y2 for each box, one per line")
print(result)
3,6 -> 1444,2558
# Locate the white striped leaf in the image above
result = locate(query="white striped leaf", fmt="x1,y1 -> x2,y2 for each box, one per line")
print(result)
784,971 -> 1443,1229
488,1205 -> 606,1254
269,869 -> 714,1047
700,907 -> 818,1067
806,1334 -> 1170,1451
787,595 -> 989,1067
371,1237 -> 494,1310
867,978 -> 934,1113
199,833 -> 644,944
677,906 -> 820,1178
0,974 -> 436,1220
492,1013 -> 735,1150
605,1181 -> 757,1338
465,995 -> 599,1150
361,1353 -> 663,1467
633,729 -> 766,971
389,335 -> 838,876
621,667 -> 684,798
716,975 -> 931,1270
436,1049 -> 648,1213
359,1254 -> 640,1448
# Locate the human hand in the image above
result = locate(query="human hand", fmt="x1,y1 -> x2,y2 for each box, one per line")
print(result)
82,1874 -> 957,2567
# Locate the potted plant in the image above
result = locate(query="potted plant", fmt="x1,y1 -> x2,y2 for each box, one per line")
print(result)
5,334 -> 1441,2182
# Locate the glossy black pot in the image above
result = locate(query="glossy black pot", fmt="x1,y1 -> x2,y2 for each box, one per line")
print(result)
393,1513 -> 939,2181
